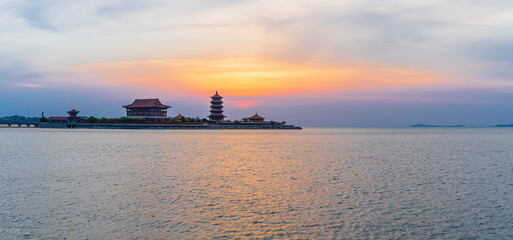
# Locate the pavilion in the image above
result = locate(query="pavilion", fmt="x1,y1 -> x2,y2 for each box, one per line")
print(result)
243,113 -> 266,122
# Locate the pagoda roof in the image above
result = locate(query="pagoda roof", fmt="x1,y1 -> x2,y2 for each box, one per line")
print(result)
123,99 -> 171,108
211,91 -> 223,98
67,109 -> 80,113
49,116 -> 68,120
173,113 -> 184,120
248,113 -> 265,120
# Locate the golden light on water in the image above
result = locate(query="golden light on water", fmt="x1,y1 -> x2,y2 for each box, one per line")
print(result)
128,131 -> 332,238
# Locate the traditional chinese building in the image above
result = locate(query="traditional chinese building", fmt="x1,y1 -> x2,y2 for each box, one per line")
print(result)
238,113 -> 287,125
67,109 -> 80,121
49,109 -> 81,124
243,113 -> 265,122
208,91 -> 225,121
48,116 -> 68,124
123,99 -> 171,119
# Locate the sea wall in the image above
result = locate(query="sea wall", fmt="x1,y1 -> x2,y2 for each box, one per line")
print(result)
38,123 -> 302,130
38,122 -> 66,128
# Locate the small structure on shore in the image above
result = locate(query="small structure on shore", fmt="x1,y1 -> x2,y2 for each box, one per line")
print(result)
67,109 -> 80,121
239,113 -> 286,126
173,113 -> 184,121
123,99 -> 171,119
208,91 -> 225,121
243,113 -> 265,122
48,116 -> 68,124
49,109 -> 81,124
41,109 -> 83,127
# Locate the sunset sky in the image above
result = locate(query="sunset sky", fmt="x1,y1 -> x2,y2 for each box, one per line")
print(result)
2,0 -> 513,126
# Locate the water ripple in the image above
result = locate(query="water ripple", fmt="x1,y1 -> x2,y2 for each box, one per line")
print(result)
1,128 -> 513,239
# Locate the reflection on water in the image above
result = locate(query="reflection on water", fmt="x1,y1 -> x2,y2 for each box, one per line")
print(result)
1,128 -> 513,239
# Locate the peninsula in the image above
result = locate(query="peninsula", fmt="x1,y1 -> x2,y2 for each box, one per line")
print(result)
37,91 -> 302,130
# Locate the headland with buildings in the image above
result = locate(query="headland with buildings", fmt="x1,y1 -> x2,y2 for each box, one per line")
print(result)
37,91 -> 302,130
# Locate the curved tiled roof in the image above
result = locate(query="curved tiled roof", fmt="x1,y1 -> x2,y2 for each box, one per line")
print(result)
49,117 -> 68,120
248,113 -> 265,120
123,99 -> 171,108
67,109 -> 80,113
173,114 -> 184,120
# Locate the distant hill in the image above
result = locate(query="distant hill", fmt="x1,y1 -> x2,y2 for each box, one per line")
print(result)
0,115 -> 40,122
409,124 -> 465,128
493,124 -> 513,127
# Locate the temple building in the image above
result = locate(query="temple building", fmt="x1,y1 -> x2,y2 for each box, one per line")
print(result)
243,113 -> 265,122
208,91 -> 225,121
123,99 -> 171,119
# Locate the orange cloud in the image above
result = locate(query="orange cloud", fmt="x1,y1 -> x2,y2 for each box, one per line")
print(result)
67,58 -> 442,97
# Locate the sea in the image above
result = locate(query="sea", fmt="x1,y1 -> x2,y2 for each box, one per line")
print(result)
1,127 -> 513,239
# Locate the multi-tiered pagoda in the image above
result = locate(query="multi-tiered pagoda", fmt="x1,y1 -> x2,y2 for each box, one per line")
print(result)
208,91 -> 225,121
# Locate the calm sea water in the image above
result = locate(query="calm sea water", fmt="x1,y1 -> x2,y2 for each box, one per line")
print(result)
1,128 -> 513,239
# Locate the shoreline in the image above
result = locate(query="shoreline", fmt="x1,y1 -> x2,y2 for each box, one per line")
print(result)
37,122 -> 303,130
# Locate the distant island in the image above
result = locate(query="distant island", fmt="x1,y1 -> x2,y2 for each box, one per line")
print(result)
493,124 -> 513,127
409,124 -> 466,128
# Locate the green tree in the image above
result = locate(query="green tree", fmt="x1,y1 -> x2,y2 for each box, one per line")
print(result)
87,116 -> 98,123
